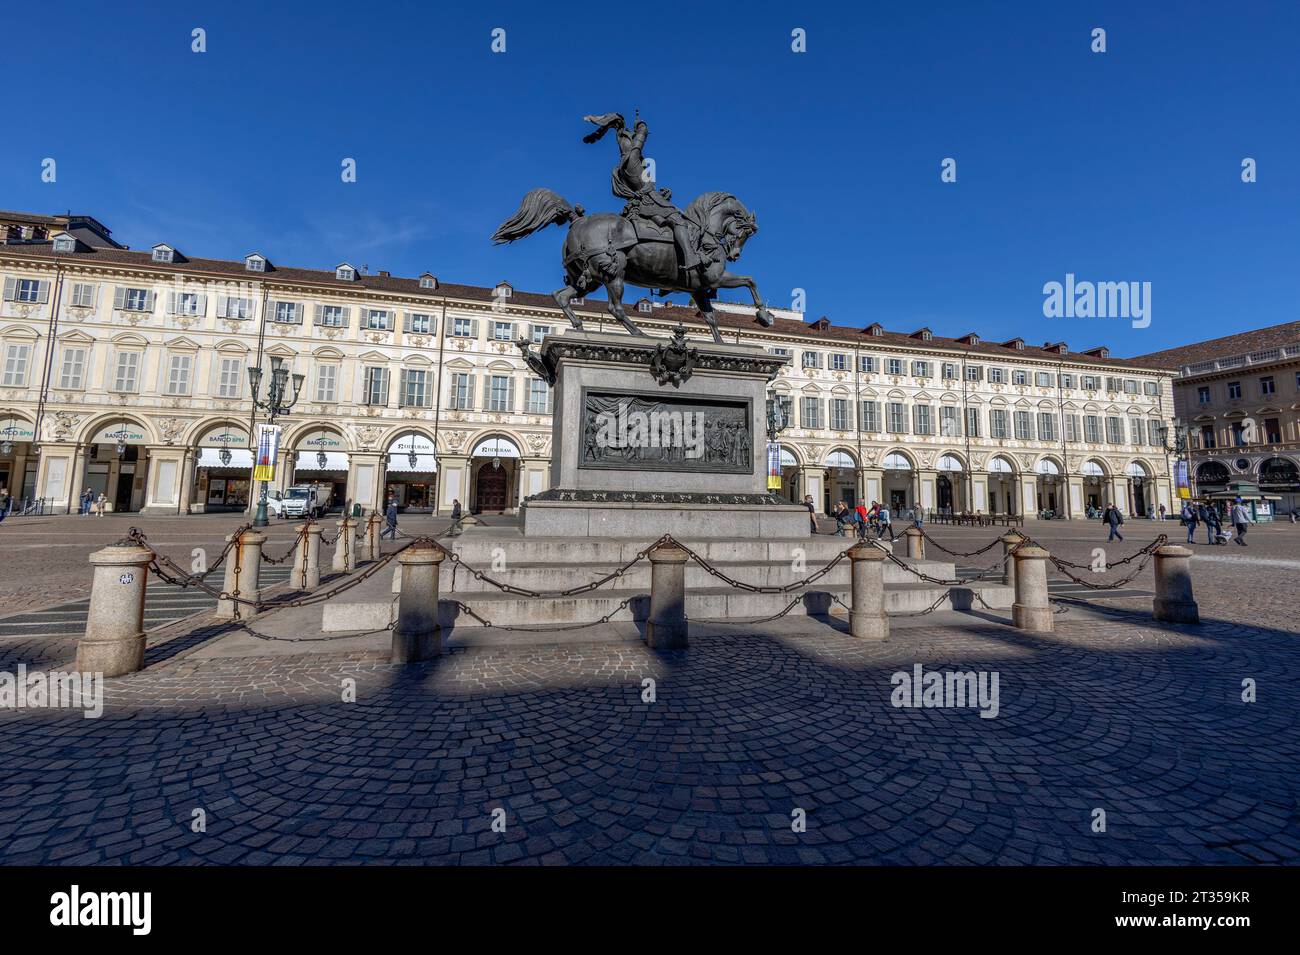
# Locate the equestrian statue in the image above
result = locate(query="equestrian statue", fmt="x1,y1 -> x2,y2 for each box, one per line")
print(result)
491,112 -> 775,343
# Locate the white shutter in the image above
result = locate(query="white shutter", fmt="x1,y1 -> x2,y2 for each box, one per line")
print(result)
313,304 -> 324,325
144,290 -> 156,311
195,293 -> 207,314
1,277 -> 14,301
37,280 -> 50,303
113,287 -> 126,310
167,292 -> 177,314
506,377 -> 515,412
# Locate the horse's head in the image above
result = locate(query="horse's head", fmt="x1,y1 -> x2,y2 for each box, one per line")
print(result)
720,204 -> 758,262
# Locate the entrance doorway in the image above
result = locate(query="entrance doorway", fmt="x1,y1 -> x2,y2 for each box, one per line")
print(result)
114,447 -> 138,512
475,465 -> 507,512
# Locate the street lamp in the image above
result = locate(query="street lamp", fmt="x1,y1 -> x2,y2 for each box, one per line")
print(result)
248,355 -> 305,527
765,393 -> 789,442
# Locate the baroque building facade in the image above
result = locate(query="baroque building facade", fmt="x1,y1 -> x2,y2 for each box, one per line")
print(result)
1134,320 -> 1300,518
0,212 -> 1177,519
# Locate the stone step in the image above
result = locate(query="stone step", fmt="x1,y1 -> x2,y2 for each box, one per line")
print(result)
440,535 -> 899,567
398,556 -> 962,594
324,580 -> 1013,631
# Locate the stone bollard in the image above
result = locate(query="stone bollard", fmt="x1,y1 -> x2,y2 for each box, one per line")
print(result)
1152,545 -> 1199,624
1001,531 -> 1025,586
296,523 -> 323,590
364,513 -> 381,562
847,543 -> 889,641
904,526 -> 925,560
77,541 -> 153,676
1011,544 -> 1053,633
332,518 -> 356,573
216,529 -> 266,620
391,544 -> 445,663
645,541 -> 690,650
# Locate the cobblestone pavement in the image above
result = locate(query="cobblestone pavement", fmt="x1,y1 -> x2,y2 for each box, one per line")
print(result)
0,518 -> 1297,865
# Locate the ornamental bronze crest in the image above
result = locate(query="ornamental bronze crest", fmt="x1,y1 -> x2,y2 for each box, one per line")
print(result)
648,325 -> 698,387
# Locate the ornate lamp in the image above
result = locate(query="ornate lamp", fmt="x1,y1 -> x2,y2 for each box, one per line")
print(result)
316,450 -> 328,470
408,444 -> 420,470
219,448 -> 232,467
248,356 -> 305,527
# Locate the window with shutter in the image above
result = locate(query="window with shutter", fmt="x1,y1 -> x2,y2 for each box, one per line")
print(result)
2,344 -> 31,386
58,347 -> 87,389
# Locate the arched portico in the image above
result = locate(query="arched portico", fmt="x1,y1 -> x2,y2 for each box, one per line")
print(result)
383,428 -> 439,511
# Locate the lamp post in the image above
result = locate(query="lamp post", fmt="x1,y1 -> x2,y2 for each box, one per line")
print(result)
1157,421 -> 1194,502
248,355 -> 305,527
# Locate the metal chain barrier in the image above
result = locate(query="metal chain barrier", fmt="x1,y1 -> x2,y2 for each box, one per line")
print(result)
1019,533 -> 1169,571
435,536 -> 669,599
260,521 -> 309,565
917,528 -> 1008,559
672,539 -> 853,594
450,596 -> 638,632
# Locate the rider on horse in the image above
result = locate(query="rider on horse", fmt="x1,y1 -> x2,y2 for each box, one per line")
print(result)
584,112 -> 703,273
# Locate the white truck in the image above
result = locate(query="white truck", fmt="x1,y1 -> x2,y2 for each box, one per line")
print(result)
268,484 -> 327,519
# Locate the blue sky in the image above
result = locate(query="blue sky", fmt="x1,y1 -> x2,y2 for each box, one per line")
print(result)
5,0 -> 1297,356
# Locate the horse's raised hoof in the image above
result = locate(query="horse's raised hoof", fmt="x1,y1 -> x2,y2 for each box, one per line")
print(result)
756,307 -> 775,327
567,317 -> 584,330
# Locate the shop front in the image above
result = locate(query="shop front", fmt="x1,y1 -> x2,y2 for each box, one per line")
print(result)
192,423 -> 253,512
882,451 -> 913,512
470,436 -> 520,514
292,428 -> 349,513
87,420 -> 150,512
0,413 -> 36,504
823,449 -> 858,512
983,455 -> 1016,515
384,432 -> 438,511
1258,456 -> 1299,515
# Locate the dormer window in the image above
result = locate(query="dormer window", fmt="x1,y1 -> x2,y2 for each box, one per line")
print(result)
865,322 -> 884,336
152,244 -> 175,264
419,273 -> 437,290
637,300 -> 652,313
957,332 -> 980,346
911,327 -> 933,341
494,282 -> 513,299
809,316 -> 830,331
245,253 -> 267,273
51,233 -> 77,253
1003,338 -> 1025,351
336,264 -> 357,282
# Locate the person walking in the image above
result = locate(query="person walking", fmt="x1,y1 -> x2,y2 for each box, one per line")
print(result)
1158,503 -> 1166,521
1180,501 -> 1198,544
95,492 -> 107,517
0,486 -> 9,525
1104,503 -> 1124,542
913,503 -> 925,529
855,500 -> 869,541
1204,504 -> 1222,544
450,499 -> 463,535
79,487 -> 92,516
380,497 -> 398,540
877,503 -> 893,540
803,494 -> 818,534
832,501 -> 847,537
1230,498 -> 1252,546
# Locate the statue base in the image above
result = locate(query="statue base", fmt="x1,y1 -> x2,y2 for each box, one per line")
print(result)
520,328 -> 807,539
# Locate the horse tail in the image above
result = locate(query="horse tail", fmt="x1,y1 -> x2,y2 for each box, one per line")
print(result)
491,188 -> 575,244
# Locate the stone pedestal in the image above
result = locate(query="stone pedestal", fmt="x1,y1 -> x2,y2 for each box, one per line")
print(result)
847,543 -> 888,641
1152,545 -> 1199,623
521,329 -> 806,538
216,530 -> 265,620
333,518 -> 356,572
1000,531 -> 1025,585
645,541 -> 690,649
297,524 -> 323,590
77,542 -> 153,676
1011,545 -> 1053,633
905,526 -> 925,559
392,545 -> 444,662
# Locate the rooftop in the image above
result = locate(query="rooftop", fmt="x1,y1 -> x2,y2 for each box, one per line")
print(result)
1130,320 -> 1300,372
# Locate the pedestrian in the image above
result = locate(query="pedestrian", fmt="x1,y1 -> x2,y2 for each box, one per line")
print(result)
95,492 -> 107,517
913,503 -> 925,528
381,497 -> 398,540
1204,504 -> 1222,544
1104,503 -> 1124,542
1230,498 -> 1252,546
1158,503 -> 1166,522
80,487 -> 93,516
877,503 -> 893,540
803,494 -> 817,534
450,498 -> 463,535
855,499 -> 869,541
0,486 -> 8,525
1180,501 -> 1198,544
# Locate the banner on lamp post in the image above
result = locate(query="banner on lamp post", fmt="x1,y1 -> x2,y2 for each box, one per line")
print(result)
253,424 -> 281,482
767,442 -> 782,491
1174,460 -> 1190,500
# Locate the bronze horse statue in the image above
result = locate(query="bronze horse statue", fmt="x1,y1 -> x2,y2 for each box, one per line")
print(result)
491,187 -> 775,343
